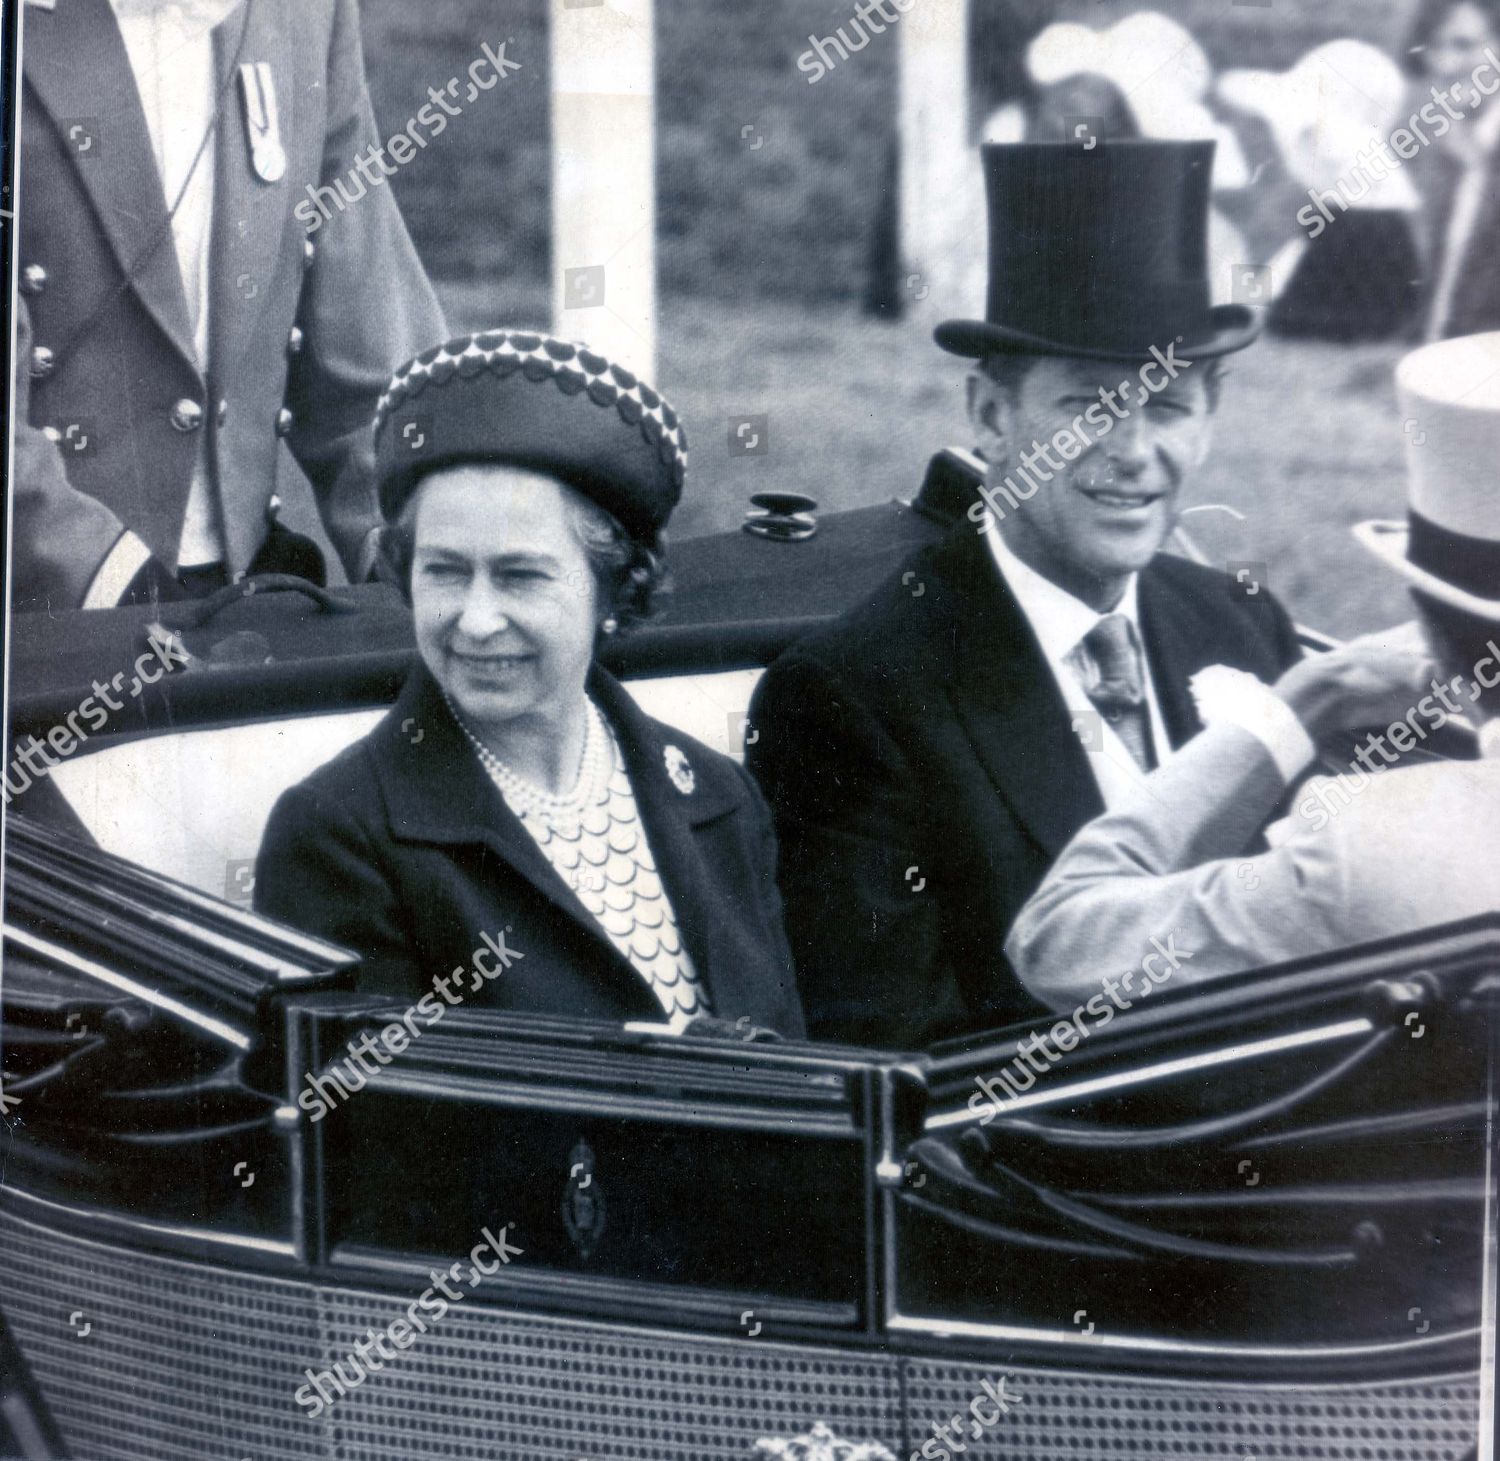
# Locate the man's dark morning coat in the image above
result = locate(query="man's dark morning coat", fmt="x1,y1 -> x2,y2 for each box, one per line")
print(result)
746,520 -> 1303,1050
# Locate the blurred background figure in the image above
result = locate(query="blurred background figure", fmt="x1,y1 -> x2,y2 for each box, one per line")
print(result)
1218,40 -> 1424,342
953,11 -> 1252,318
1003,10 -> 1249,177
1402,0 -> 1500,339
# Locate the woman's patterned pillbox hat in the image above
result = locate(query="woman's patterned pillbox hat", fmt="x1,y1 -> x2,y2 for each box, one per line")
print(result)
374,330 -> 688,540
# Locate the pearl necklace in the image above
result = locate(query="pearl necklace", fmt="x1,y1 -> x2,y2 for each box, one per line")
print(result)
445,695 -> 609,825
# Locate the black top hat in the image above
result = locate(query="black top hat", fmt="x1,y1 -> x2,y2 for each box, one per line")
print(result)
936,140 -> 1262,362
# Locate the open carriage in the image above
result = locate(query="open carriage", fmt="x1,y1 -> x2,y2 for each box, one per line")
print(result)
2,480 -> 1494,1460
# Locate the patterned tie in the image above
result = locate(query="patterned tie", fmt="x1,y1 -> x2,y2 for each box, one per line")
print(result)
1076,614 -> 1156,772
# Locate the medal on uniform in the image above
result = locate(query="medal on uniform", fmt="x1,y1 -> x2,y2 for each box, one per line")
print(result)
238,62 -> 286,184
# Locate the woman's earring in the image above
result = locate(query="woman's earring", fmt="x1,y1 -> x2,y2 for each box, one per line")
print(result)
601,616 -> 619,636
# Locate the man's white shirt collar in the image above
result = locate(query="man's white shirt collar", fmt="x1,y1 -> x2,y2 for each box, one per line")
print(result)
982,513 -> 1168,810
982,513 -> 1146,667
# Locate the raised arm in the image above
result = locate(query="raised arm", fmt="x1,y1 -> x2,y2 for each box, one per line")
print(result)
1008,631 -> 1445,1012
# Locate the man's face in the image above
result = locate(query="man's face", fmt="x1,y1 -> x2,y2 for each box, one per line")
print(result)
969,353 -> 1216,593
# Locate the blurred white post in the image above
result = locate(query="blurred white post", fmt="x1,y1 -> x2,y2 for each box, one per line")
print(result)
898,0 -> 971,321
550,0 -> 656,380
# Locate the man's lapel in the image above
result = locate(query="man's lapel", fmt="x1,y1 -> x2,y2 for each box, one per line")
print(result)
209,0 -> 294,381
934,527 -> 1105,858
1138,564 -> 1212,749
23,0 -> 199,370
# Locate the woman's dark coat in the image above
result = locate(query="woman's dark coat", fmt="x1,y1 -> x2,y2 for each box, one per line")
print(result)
255,665 -> 806,1037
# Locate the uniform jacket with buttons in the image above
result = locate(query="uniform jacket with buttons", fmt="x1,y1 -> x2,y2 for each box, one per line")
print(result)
13,0 -> 446,612
254,664 -> 808,1040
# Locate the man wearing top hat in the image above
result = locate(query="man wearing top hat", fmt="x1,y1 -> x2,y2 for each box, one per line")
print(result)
1010,330 -> 1500,1009
747,140 -> 1304,1049
11,0 -> 445,613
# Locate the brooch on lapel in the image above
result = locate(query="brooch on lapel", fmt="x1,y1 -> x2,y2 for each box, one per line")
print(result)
663,744 -> 695,796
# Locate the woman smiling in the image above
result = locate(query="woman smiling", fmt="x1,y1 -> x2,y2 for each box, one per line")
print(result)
254,331 -> 804,1038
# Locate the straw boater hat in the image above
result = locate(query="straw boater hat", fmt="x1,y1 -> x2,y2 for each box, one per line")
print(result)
1355,332 -> 1500,620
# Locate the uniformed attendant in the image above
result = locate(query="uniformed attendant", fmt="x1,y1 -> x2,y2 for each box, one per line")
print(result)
12,0 -> 446,612
255,331 -> 806,1039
